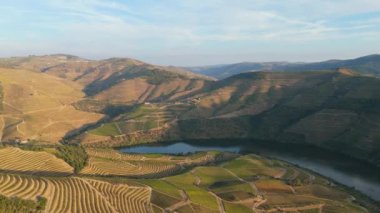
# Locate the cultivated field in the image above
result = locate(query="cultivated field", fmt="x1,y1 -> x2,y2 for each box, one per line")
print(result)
81,149 -> 234,178
136,154 -> 372,213
0,174 -> 152,213
81,103 -> 192,146
0,146 -> 375,212
0,147 -> 73,175
81,157 -> 181,178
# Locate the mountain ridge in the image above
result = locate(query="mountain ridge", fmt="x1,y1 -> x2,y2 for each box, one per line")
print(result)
186,54 -> 380,79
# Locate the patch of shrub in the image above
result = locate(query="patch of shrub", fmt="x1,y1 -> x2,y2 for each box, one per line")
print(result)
0,194 -> 46,213
56,145 -> 88,173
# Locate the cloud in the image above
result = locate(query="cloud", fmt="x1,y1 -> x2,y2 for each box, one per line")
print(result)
0,0 -> 379,65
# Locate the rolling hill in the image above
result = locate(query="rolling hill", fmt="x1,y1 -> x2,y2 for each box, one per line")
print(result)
79,68 -> 380,166
0,54 -> 379,167
0,55 -> 213,105
187,54 -> 380,79
177,69 -> 380,165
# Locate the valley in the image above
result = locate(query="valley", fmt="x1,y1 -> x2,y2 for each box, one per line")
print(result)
2,0 -> 380,211
0,54 -> 379,212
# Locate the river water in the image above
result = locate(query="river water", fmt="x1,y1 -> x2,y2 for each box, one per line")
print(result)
119,140 -> 380,201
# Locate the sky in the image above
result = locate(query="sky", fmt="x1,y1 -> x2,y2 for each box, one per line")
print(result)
0,0 -> 380,66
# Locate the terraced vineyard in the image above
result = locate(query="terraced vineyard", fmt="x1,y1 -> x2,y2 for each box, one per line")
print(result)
81,103 -> 192,146
136,154 -> 376,213
86,148 -> 150,161
81,149 -> 234,178
0,174 -> 151,213
0,146 -> 377,212
0,147 -> 73,175
81,158 -> 181,178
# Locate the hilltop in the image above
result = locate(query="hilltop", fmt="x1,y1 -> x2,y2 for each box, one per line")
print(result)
0,55 -> 213,105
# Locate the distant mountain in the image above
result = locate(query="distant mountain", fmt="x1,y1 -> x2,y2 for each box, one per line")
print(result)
186,62 -> 290,79
186,54 -> 380,79
283,54 -> 380,75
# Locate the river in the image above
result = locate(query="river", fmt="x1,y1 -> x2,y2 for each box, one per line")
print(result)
119,140 -> 380,201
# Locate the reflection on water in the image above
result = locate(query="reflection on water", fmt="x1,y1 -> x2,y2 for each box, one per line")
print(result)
119,142 -> 240,154
120,140 -> 380,201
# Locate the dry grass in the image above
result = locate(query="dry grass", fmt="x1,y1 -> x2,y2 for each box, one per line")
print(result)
95,78 -> 152,104
0,68 -> 103,143
95,78 -> 205,104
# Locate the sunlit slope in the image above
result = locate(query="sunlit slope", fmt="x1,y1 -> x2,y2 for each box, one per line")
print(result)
181,71 -> 320,119
0,147 -> 73,175
78,103 -> 189,146
78,58 -> 210,104
0,55 -> 212,105
93,77 -> 206,104
0,68 -> 103,143
74,70 -> 380,166
138,154 -> 372,213
78,72 -> 342,145
81,149 -> 233,178
0,55 -> 211,83
0,174 -> 151,213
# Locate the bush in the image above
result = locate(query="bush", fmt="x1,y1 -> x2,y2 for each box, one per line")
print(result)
36,196 -> 47,211
0,194 -> 45,212
56,145 -> 88,173
17,144 -> 44,152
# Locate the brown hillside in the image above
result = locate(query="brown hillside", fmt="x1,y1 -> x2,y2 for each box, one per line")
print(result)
0,55 -> 212,104
0,68 -> 103,143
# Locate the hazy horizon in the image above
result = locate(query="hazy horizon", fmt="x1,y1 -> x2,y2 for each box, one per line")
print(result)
1,0 -> 380,66
2,52 -> 380,67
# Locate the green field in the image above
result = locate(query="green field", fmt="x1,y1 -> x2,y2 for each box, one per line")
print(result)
89,123 -> 121,136
223,201 -> 252,213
